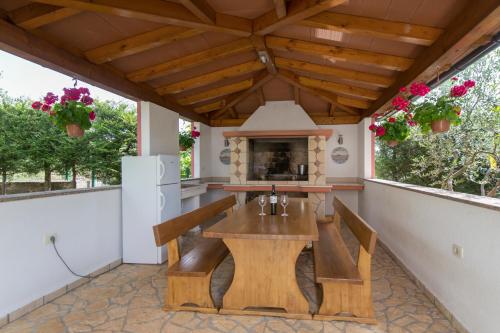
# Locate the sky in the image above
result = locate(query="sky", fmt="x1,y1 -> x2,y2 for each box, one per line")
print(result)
0,50 -> 134,106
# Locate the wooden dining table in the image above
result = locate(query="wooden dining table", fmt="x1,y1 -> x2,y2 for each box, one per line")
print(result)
203,198 -> 318,319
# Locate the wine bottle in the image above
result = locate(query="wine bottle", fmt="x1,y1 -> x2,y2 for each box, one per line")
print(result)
270,184 -> 277,215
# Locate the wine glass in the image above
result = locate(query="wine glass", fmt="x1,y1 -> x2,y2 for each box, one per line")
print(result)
258,195 -> 267,216
280,194 -> 289,217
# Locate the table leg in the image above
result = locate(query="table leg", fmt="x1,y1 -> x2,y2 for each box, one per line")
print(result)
221,238 -> 310,316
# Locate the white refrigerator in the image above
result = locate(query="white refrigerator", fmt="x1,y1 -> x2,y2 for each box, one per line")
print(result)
122,154 -> 181,264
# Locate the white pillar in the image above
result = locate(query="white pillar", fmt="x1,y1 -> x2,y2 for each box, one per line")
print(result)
357,117 -> 374,179
139,102 -> 179,156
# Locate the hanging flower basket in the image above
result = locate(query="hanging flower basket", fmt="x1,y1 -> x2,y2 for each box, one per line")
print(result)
387,140 -> 399,147
431,119 -> 451,133
66,124 -> 84,137
32,85 -> 96,137
369,112 -> 415,147
179,126 -> 200,151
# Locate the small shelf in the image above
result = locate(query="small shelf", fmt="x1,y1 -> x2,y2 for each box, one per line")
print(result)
223,129 -> 333,139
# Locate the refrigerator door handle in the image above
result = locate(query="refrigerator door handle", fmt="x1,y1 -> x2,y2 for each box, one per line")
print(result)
159,192 -> 165,211
158,161 -> 166,181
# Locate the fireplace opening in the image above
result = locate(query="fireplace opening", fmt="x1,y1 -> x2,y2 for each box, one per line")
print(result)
248,138 -> 308,181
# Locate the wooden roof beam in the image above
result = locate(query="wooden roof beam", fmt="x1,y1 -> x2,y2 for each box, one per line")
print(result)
275,57 -> 394,88
8,3 -> 79,30
293,86 -> 300,105
31,0 -> 252,36
362,0 -> 500,117
127,38 -> 254,82
0,18 -> 207,124
266,36 -> 413,71
210,115 -> 360,127
178,79 -> 254,105
301,12 -> 443,46
156,60 -> 265,95
85,26 -> 202,64
194,100 -> 226,113
298,76 -> 380,100
179,0 -> 215,24
212,72 -> 274,119
277,69 -> 360,115
254,0 -> 347,35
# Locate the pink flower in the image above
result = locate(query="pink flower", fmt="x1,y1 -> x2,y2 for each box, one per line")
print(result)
408,120 -> 417,127
81,95 -> 93,106
399,87 -> 407,93
43,92 -> 58,105
60,95 -> 68,105
79,87 -> 90,95
450,85 -> 467,97
89,111 -> 96,121
63,88 -> 81,101
463,80 -> 475,88
373,113 -> 380,119
375,126 -> 386,137
410,82 -> 431,96
451,77 -> 458,81
41,104 -> 51,112
32,101 -> 42,110
388,117 -> 396,123
368,124 -> 376,131
392,96 -> 410,111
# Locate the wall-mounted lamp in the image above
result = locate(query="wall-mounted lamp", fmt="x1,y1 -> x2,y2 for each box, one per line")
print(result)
257,51 -> 268,64
338,134 -> 343,145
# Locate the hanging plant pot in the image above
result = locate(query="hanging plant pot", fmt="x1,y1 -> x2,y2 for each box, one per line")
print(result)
179,145 -> 188,152
387,140 -> 399,147
431,119 -> 451,133
66,124 -> 84,137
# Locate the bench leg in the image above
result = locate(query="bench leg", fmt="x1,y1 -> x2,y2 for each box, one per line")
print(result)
164,270 -> 218,314
315,281 -> 376,324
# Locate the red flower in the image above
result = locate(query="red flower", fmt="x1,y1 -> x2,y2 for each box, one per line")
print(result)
368,124 -> 376,131
373,113 -> 380,119
375,126 -> 386,137
32,101 -> 42,110
408,120 -> 417,127
451,77 -> 458,81
463,80 -> 475,88
392,96 -> 410,111
89,111 -> 96,121
456,110 -> 461,116
410,82 -> 431,96
79,87 -> 90,95
41,104 -> 51,112
81,95 -> 93,106
60,95 -> 68,105
43,92 -> 58,105
388,117 -> 396,123
399,87 -> 407,93
63,87 -> 81,101
450,85 -> 467,97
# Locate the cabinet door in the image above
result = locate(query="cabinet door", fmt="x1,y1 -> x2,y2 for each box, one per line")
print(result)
157,155 -> 180,185
157,183 -> 181,223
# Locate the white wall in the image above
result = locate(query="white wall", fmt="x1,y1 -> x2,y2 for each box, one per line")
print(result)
140,102 -> 179,156
240,101 -> 317,130
359,180 -> 500,333
198,126 -> 237,179
0,188 -> 122,318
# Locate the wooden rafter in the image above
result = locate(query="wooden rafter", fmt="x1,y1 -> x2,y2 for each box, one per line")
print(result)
336,96 -> 370,109
212,72 -> 274,119
156,60 -> 265,95
275,57 -> 394,88
194,100 -> 226,113
228,107 -> 238,118
277,70 -> 360,115
85,27 -> 202,64
179,0 -> 215,24
178,79 -> 254,105
266,36 -> 413,71
256,88 -> 266,106
0,18 -> 207,124
329,104 -> 335,116
293,86 -> 300,105
273,0 -> 287,19
127,38 -> 254,82
210,115 -> 360,127
301,12 -> 443,46
363,0 -> 500,117
31,0 -> 252,36
250,35 -> 277,74
298,76 -> 380,100
254,0 -> 347,35
8,3 -> 79,30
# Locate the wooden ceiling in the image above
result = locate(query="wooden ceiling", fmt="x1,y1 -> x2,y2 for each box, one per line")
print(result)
0,0 -> 499,127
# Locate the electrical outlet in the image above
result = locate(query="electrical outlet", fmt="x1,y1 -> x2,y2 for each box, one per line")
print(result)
43,233 -> 57,245
452,244 -> 464,258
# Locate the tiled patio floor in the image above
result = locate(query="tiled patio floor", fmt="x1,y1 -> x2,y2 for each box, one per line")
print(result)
0,225 -> 457,333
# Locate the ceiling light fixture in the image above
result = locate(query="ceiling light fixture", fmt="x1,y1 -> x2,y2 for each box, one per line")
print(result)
258,51 -> 268,64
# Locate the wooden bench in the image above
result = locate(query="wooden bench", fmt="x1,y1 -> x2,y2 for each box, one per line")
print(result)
152,195 -> 236,313
313,196 -> 377,324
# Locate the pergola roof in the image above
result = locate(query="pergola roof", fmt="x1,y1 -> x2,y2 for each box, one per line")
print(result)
0,0 -> 499,126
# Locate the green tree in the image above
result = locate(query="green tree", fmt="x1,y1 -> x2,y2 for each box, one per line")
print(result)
376,49 -> 500,197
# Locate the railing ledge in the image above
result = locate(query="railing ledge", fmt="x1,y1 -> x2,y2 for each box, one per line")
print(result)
0,185 -> 121,203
